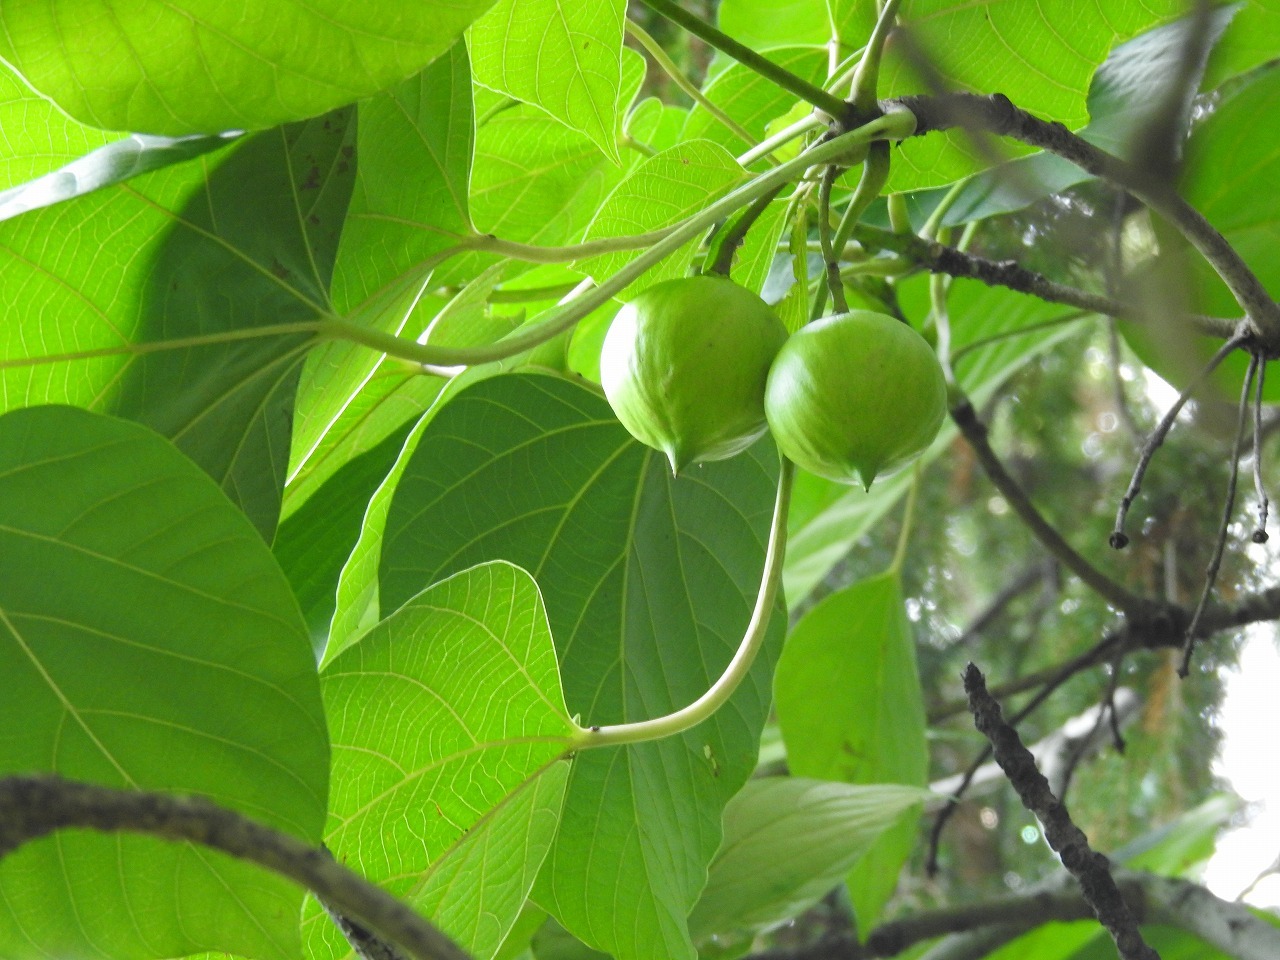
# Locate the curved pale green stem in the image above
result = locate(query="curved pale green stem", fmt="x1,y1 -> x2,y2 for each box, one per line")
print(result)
920,176 -> 971,241
570,457 -> 794,750
850,0 -> 903,112
329,110 -> 916,369
625,19 -> 767,160
832,140 -> 891,254
736,111 -> 824,167
3,114 -> 919,378
889,465 -> 921,576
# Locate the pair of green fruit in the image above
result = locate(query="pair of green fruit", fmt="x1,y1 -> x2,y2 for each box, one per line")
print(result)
600,275 -> 947,489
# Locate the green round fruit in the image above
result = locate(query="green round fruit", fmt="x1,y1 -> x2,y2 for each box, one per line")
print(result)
765,310 -> 947,489
600,275 -> 788,474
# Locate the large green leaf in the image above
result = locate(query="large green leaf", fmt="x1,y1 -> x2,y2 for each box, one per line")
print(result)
376,373 -> 786,960
865,1 -> 1184,189
577,140 -> 747,295
0,1 -> 499,135
470,0 -> 627,162
0,406 -> 327,960
682,48 -> 828,158
303,561 -> 574,960
289,44 -> 475,507
0,110 -> 356,538
774,572 -> 928,931
0,62 -> 117,191
689,779 -> 928,941
717,0 -> 829,50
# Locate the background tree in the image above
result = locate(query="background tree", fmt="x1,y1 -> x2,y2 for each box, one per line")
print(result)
1,2 -> 1278,960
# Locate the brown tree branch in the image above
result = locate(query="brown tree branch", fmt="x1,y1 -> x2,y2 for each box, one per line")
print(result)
963,664 -> 1159,960
849,223 -> 1237,340
0,775 -> 471,960
891,92 -> 1280,348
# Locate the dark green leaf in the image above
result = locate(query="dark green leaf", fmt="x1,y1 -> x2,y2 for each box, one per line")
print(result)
689,779 -> 928,939
0,406 -> 327,960
0,110 -> 357,538
378,373 -> 786,960
774,572 -> 928,929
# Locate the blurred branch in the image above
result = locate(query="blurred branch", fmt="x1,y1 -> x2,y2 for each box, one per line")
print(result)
0,775 -> 471,960
950,398 -> 1147,614
950,560 -> 1056,649
963,663 -> 1159,960
892,92 -> 1280,347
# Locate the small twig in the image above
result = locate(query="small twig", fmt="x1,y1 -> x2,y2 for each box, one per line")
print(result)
818,165 -> 850,312
848,223 -> 1238,340
963,664 -> 1160,960
1056,662 -> 1128,801
1107,319 -> 1144,441
951,398 -> 1143,613
1110,332 -> 1249,549
1251,358 -> 1271,543
1181,352 -> 1260,675
950,561 -> 1055,649
0,775 -> 471,960
1235,853 -> 1280,903
929,629 -> 1120,724
706,183 -> 787,277
1105,648 -> 1129,755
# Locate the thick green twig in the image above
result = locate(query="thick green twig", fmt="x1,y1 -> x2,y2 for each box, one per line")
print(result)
636,0 -> 854,122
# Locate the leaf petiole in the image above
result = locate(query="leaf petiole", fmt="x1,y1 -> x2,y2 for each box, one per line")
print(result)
570,457 -> 794,750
